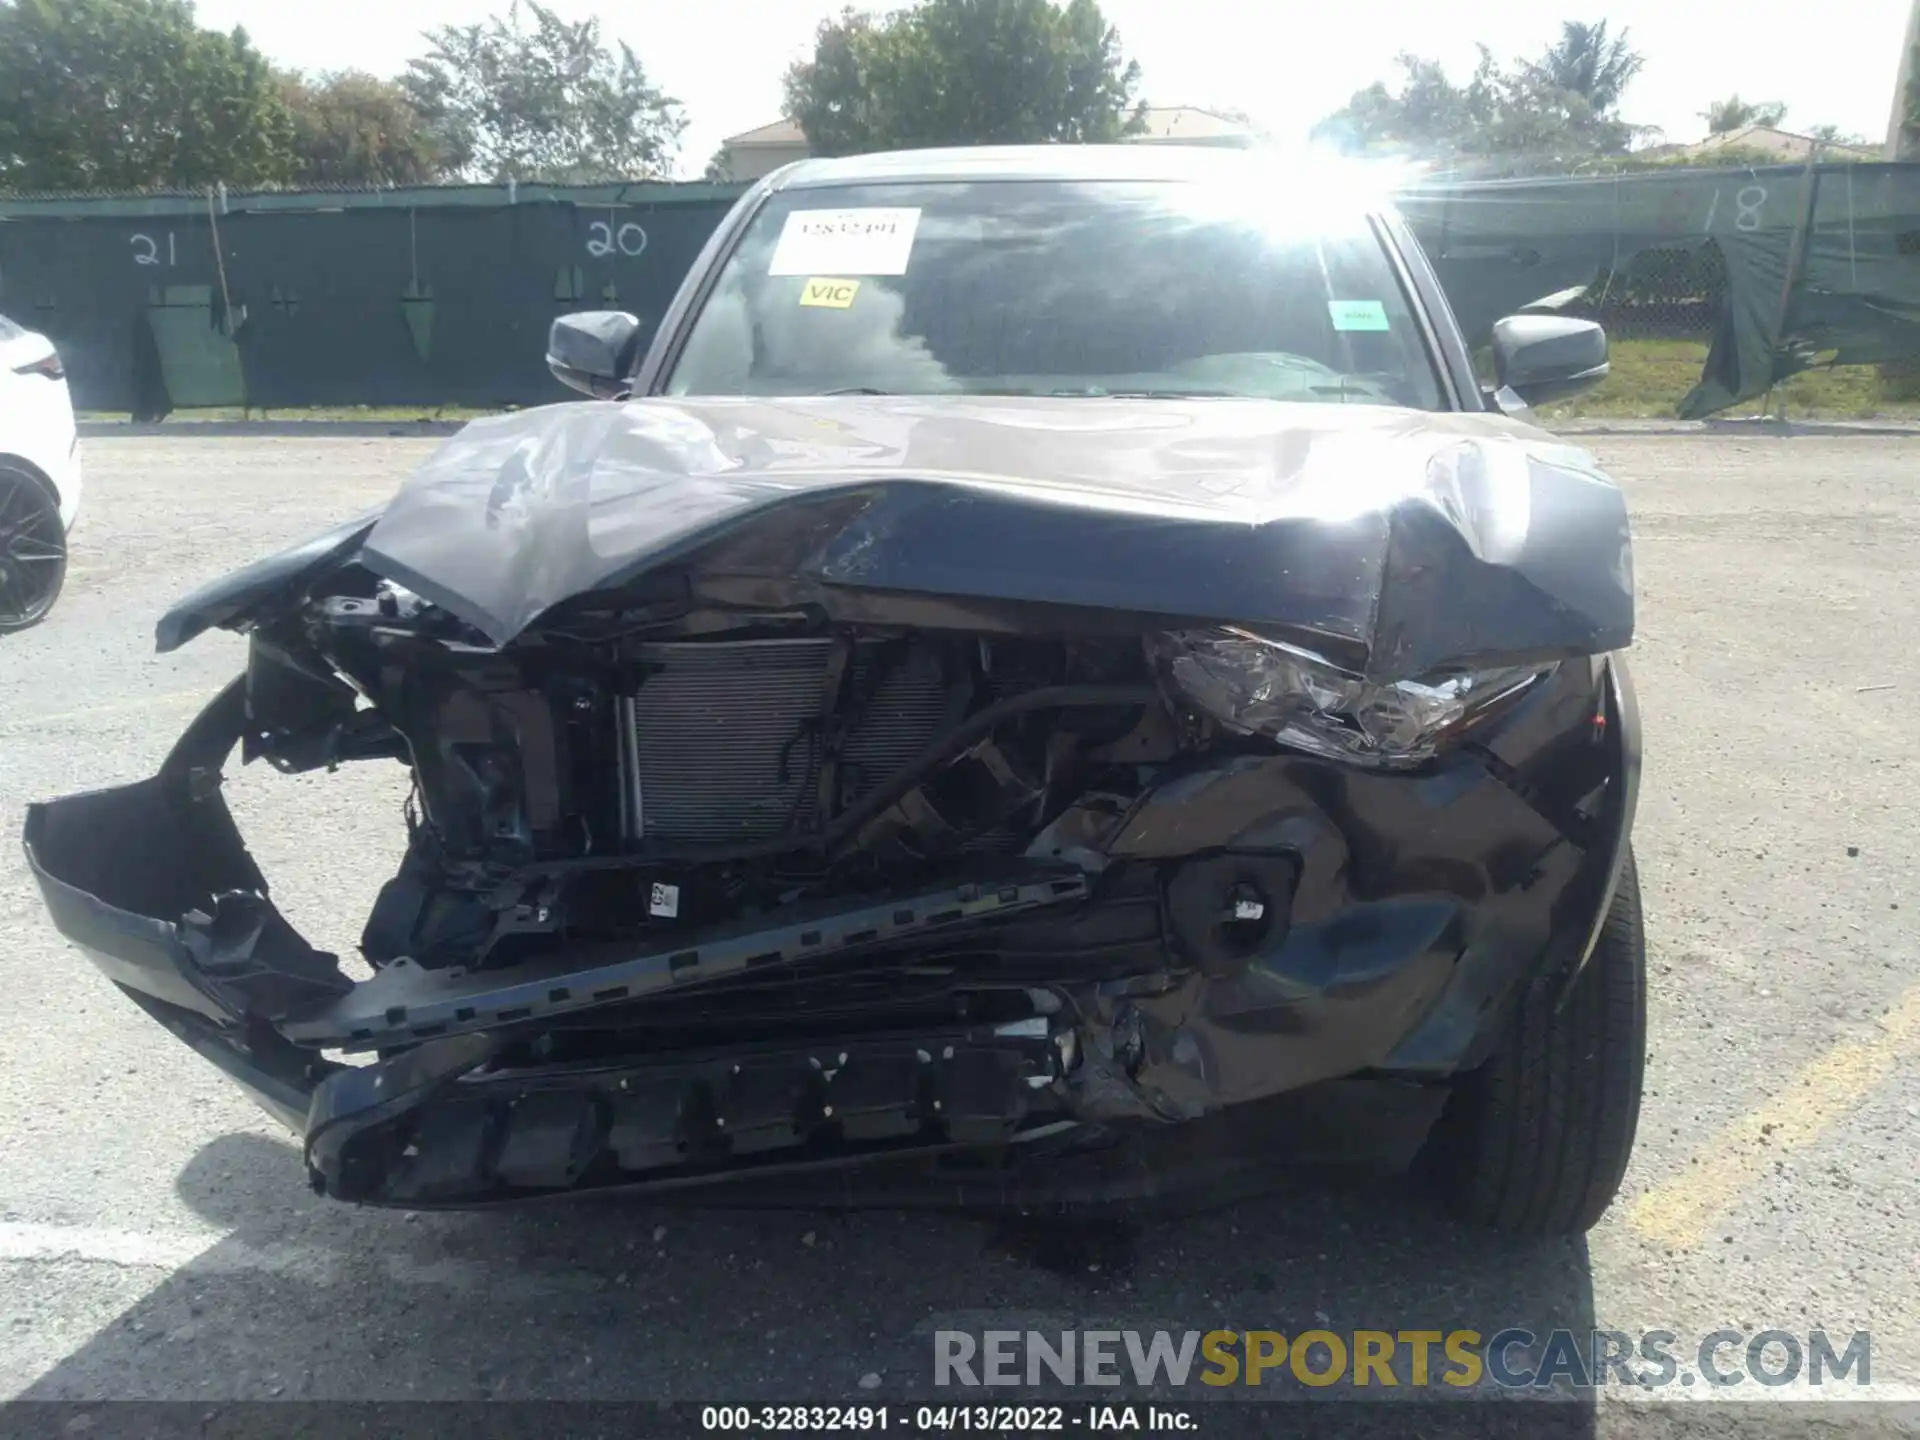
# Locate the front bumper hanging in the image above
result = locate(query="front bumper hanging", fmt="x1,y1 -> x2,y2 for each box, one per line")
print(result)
23,658 -> 1638,1209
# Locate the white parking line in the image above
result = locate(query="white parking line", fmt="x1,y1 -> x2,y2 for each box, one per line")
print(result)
0,690 -> 208,734
0,1221 -> 217,1271
0,1220 -> 612,1298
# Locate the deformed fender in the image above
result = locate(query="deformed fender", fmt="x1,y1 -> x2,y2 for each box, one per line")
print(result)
155,509 -> 382,654
1549,651 -> 1641,1005
1056,651 -> 1638,1117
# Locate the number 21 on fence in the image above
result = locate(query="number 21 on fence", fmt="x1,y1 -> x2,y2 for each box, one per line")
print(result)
587,221 -> 648,258
130,232 -> 177,267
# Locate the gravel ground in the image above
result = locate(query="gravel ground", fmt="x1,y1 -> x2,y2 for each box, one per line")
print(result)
0,435 -> 1915,1429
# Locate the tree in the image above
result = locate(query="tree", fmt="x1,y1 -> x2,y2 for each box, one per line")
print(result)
401,0 -> 684,183
1701,95 -> 1787,134
1528,20 -> 1642,114
1903,33 -> 1920,159
1312,51 -> 1496,154
0,0 -> 293,191
783,0 -> 1148,157
1805,122 -> 1867,147
282,70 -> 444,186
1312,20 -> 1648,162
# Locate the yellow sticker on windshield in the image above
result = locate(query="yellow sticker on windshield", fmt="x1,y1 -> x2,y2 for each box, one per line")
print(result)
799,277 -> 861,309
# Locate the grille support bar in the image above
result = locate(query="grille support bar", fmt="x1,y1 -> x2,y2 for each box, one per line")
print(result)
283,867 -> 1092,1051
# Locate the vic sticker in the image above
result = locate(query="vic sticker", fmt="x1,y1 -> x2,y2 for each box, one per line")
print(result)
769,207 -> 921,276
799,278 -> 861,309
1328,299 -> 1391,332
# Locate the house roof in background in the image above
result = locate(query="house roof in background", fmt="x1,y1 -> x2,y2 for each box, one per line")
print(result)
1658,123 -> 1879,161
1133,106 -> 1258,140
723,119 -> 808,147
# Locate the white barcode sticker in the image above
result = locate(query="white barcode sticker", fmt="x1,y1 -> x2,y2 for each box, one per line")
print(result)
768,207 -> 922,276
649,882 -> 680,918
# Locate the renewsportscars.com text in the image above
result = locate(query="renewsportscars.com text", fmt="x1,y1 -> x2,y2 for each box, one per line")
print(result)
933,1328 -> 1871,1391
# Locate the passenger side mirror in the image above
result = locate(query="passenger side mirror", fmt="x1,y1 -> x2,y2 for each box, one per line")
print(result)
1489,315 -> 1609,411
547,311 -> 642,400
3,330 -> 60,376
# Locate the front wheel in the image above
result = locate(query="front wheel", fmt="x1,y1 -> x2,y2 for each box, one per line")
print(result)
0,463 -> 68,634
1424,848 -> 1647,1236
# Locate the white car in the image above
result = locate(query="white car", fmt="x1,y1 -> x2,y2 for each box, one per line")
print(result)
0,313 -> 81,632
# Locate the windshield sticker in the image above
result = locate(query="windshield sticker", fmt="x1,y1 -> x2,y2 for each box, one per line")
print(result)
798,277 -> 862,309
769,208 -> 921,276
1328,299 -> 1392,332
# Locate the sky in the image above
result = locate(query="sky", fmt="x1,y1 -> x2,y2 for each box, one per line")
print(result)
194,0 -> 1914,176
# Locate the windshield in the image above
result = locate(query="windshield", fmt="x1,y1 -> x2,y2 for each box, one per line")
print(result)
665,179 -> 1445,409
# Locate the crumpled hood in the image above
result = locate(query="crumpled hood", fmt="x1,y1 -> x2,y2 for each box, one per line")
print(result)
351,394 -> 1631,681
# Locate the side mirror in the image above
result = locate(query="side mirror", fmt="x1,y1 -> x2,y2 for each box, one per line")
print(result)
1489,315 -> 1609,410
3,330 -> 62,378
547,311 -> 642,400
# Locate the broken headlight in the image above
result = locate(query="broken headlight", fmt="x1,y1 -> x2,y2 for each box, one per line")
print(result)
1153,627 -> 1553,769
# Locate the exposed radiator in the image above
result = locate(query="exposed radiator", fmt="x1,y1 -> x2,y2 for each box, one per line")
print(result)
839,644 -> 953,803
618,638 -> 954,845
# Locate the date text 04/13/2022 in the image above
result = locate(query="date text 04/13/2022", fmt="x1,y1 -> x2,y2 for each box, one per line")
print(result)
699,1405 -> 1198,1432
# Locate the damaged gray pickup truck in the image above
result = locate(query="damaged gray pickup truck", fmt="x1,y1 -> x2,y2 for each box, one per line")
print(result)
24,145 -> 1644,1235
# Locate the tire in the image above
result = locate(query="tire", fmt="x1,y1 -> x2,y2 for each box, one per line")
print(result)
0,462 -> 68,634
1424,846 -> 1646,1236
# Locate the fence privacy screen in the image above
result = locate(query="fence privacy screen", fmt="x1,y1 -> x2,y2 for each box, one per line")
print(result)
1398,161 -> 1920,418
0,163 -> 1915,420
0,183 -> 744,417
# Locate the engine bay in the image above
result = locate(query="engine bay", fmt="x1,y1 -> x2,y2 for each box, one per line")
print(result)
247,570 -> 1182,991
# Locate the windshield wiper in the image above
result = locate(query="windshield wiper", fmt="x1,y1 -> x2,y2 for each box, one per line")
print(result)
811,385 -> 1242,399
1094,389 -> 1240,399
1025,386 -> 1242,399
1306,380 -> 1392,404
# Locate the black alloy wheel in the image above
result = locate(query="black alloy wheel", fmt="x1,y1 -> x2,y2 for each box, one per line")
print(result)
0,464 -> 68,633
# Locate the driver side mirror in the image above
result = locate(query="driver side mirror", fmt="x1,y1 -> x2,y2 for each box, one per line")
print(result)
547,311 -> 642,400
1489,315 -> 1609,411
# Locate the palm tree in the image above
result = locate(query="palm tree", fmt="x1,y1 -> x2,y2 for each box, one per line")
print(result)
1701,95 -> 1787,135
1532,20 -> 1644,114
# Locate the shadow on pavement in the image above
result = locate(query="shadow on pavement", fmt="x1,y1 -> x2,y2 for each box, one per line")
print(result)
14,1126 -> 1601,1433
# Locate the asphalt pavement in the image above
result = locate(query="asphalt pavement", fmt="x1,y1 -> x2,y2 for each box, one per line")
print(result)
0,434 -> 1915,1431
